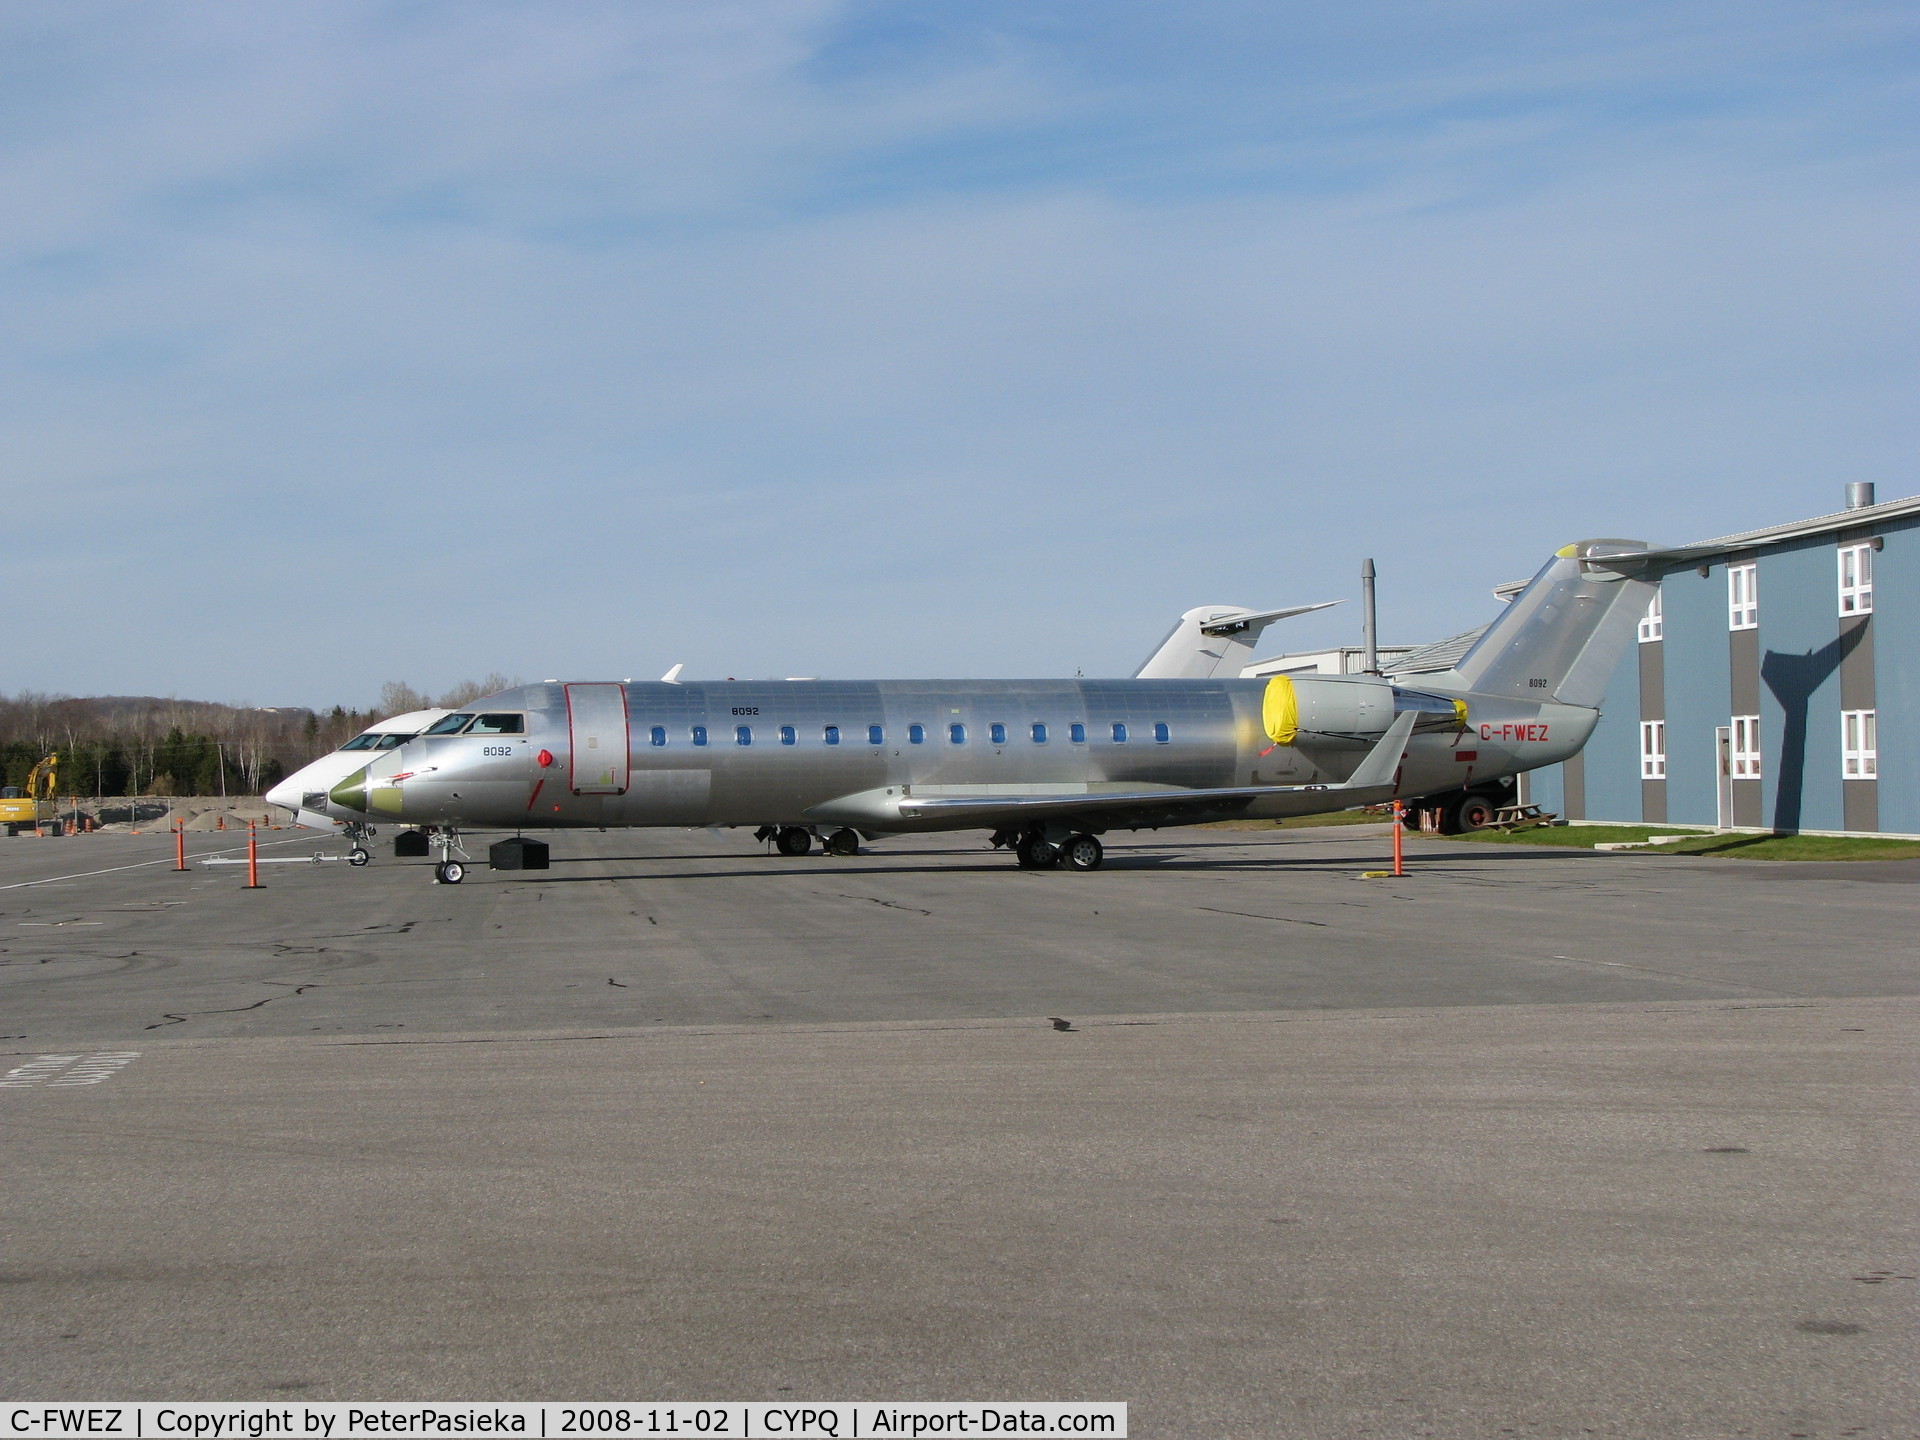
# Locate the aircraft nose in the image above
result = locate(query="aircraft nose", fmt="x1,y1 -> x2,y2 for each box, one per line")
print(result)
264,777 -> 298,809
328,767 -> 369,814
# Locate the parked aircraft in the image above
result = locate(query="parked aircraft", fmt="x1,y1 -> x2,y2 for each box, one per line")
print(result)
287,542 -> 1658,882
274,707 -> 449,860
269,602 -> 1332,848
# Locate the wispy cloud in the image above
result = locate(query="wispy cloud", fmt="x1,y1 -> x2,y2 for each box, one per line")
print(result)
1,1 -> 1913,702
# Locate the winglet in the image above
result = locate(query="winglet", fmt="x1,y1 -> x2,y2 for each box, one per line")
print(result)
1339,710 -> 1418,790
660,663 -> 685,684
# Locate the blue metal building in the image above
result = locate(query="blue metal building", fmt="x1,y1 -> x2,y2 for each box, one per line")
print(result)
1524,486 -> 1919,836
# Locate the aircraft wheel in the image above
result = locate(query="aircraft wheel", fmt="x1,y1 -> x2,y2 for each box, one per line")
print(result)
825,828 -> 860,856
1015,837 -> 1058,869
435,861 -> 466,884
1451,792 -> 1499,832
347,846 -> 371,867
1058,834 -> 1104,871
775,827 -> 812,857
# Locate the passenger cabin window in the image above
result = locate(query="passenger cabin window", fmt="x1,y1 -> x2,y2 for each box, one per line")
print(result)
468,713 -> 524,735
989,723 -> 1007,745
909,724 -> 926,745
424,714 -> 475,735
1069,723 -> 1086,744
868,724 -> 884,746
949,723 -> 967,744
824,726 -> 840,746
692,726 -> 708,746
1031,722 -> 1048,744
1111,722 -> 1129,743
780,725 -> 797,746
650,726 -> 667,747
736,725 -> 753,746
1153,722 -> 1170,744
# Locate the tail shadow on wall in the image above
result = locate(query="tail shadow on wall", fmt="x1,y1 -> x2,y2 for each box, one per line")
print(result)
1761,626 -> 1865,833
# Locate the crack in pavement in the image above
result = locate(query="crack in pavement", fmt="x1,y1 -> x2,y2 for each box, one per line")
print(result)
1195,906 -> 1328,926
822,892 -> 933,917
145,982 -> 323,1030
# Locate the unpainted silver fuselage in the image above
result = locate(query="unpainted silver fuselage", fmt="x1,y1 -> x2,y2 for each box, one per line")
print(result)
328,676 -> 1590,833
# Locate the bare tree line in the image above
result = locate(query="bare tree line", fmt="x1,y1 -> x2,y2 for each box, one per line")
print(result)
0,675 -> 526,796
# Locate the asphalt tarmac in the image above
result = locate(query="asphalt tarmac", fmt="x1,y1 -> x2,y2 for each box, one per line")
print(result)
3,825 -> 1916,1437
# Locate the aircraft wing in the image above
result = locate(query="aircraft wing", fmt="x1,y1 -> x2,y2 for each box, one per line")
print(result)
809,712 -> 1419,829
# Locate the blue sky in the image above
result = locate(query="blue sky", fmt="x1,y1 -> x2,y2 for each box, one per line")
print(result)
2,0 -> 1914,707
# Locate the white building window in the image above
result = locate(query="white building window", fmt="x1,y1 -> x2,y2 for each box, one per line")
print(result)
1730,714 -> 1761,778
1841,709 -> 1877,778
1638,590 -> 1664,643
1838,544 -> 1874,615
1728,563 -> 1758,631
1639,720 -> 1667,779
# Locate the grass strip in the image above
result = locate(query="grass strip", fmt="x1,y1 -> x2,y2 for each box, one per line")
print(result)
1448,824 -> 1920,861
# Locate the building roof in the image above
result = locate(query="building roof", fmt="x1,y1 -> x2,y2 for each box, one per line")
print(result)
1387,626 -> 1489,676
1684,492 -> 1920,555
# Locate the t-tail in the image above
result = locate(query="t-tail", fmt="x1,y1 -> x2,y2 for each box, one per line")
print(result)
1433,539 -> 1660,708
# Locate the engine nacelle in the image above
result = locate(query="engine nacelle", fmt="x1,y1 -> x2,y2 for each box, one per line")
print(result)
1263,675 -> 1465,750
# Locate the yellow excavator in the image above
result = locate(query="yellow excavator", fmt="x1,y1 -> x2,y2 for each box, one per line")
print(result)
1,754 -> 60,835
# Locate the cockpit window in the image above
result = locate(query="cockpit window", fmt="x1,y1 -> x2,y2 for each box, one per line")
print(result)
342,730 -> 421,751
467,713 -> 524,735
424,714 -> 475,735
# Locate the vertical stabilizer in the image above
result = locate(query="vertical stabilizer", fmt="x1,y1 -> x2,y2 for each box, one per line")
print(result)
1135,601 -> 1341,679
1442,540 -> 1658,708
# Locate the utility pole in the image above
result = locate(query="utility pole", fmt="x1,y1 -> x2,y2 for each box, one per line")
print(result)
1361,557 -> 1380,675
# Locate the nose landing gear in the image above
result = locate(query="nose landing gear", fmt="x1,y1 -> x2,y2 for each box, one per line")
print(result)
430,827 -> 471,884
341,821 -> 377,867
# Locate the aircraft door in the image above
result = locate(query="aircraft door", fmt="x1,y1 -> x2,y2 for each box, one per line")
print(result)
566,684 -> 630,795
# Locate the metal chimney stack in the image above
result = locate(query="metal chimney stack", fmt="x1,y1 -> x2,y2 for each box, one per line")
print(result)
1846,481 -> 1876,510
1360,558 -> 1379,675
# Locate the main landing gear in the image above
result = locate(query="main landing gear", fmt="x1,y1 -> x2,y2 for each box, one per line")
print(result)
755,825 -> 863,857
1006,828 -> 1104,871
